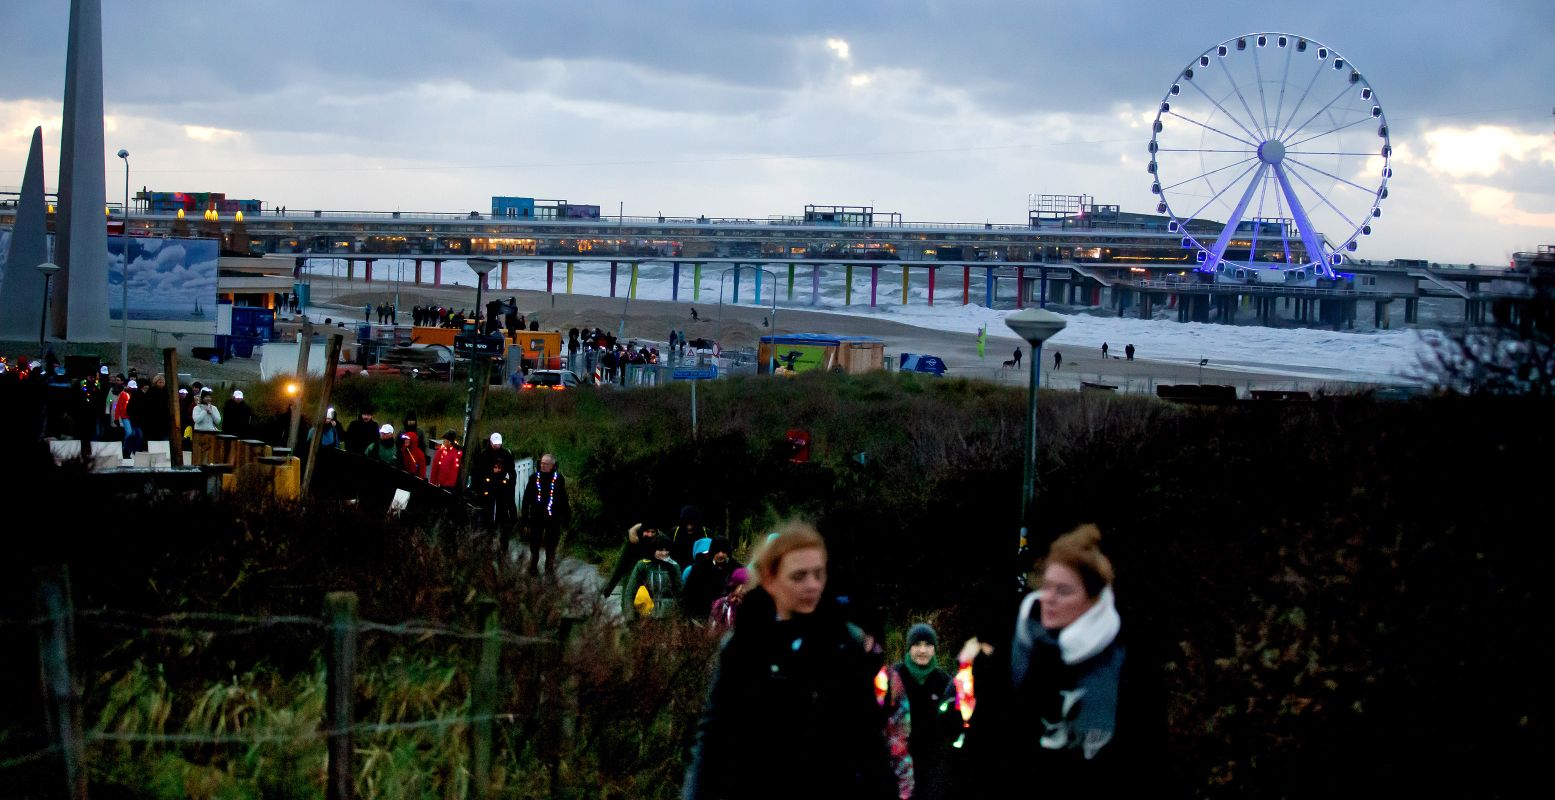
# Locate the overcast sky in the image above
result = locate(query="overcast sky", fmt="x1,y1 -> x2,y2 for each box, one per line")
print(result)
1,0 -> 1551,265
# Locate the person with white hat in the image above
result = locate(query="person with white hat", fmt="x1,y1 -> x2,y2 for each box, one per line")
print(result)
365,422 -> 400,467
114,379 -> 138,458
223,389 -> 253,439
191,387 -> 223,432
472,431 -> 518,550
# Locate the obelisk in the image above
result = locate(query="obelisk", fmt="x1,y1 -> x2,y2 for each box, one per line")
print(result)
0,128 -> 51,341
53,0 -> 112,342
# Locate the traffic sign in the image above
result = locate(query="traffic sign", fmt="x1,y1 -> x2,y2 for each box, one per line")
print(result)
673,366 -> 717,380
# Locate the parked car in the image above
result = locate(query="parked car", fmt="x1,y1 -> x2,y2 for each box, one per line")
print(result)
522,369 -> 584,391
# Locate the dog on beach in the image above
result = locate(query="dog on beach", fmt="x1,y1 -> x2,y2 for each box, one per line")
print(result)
1001,359 -> 1018,369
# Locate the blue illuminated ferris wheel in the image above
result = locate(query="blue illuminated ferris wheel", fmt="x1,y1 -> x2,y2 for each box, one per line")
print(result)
1148,33 -> 1392,280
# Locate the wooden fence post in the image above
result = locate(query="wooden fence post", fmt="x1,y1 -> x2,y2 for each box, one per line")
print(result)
163,348 -> 183,466
301,334 -> 344,499
324,591 -> 359,800
287,320 -> 314,452
470,599 -> 502,800
34,565 -> 86,800
548,616 -> 583,796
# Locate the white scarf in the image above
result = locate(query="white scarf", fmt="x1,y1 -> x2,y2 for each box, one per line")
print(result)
1023,586 -> 1121,665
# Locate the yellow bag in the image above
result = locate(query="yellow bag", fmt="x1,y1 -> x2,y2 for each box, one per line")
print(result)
633,585 -> 655,617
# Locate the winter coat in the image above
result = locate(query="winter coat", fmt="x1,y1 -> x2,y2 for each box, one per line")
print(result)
683,589 -> 897,800
344,418 -> 378,454
399,431 -> 426,477
472,445 -> 517,524
623,557 -> 682,620
365,438 -> 399,468
222,399 -> 253,439
894,663 -> 960,800
521,471 -> 571,531
429,443 -> 461,488
683,557 -> 741,621
191,402 -> 222,432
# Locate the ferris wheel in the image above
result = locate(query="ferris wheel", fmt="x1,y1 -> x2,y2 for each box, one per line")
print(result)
1147,33 -> 1391,280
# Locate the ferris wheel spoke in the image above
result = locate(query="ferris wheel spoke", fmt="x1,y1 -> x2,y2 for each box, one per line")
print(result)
1252,45 -> 1274,135
1183,79 -> 1265,143
1184,160 -> 1261,224
1273,55 -> 1325,143
1283,156 -> 1378,196
1156,147 -> 1255,154
1273,42 -> 1294,136
1166,112 -> 1258,147
1161,155 -> 1258,192
1247,170 -> 1271,259
1280,85 -> 1352,143
1284,160 -> 1362,231
1285,150 -> 1381,157
1285,114 -> 1375,149
1219,57 -> 1268,141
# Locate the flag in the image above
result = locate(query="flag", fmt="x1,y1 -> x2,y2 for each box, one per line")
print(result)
976,324 -> 986,358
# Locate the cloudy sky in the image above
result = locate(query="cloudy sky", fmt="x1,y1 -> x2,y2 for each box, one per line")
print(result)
1,0 -> 1551,265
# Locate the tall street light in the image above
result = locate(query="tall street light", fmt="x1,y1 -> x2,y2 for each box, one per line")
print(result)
1004,308 -> 1067,581
456,257 -> 500,494
117,149 -> 130,374
36,262 -> 60,350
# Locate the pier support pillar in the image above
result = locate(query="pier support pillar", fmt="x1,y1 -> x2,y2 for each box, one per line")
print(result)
1404,297 -> 1418,324
414,259 -> 422,285
985,267 -> 995,308
629,262 -> 639,299
927,265 -> 935,306
845,264 -> 853,305
870,266 -> 879,307
1016,266 -> 1025,308
732,265 -> 741,304
963,265 -> 970,306
499,260 -> 509,291
811,264 -> 821,306
364,259 -> 372,285
566,262 -> 575,294
787,264 -> 796,302
547,260 -> 555,294
1039,268 -> 1047,309
347,260 -> 356,282
901,265 -> 910,305
754,265 -> 763,306
433,261 -> 442,287
609,261 -> 617,298
671,262 -> 680,302
693,263 -> 702,301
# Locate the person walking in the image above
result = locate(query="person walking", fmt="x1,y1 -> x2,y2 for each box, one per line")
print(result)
365,424 -> 399,467
1101,342 -> 1109,360
1125,343 -> 1135,361
429,430 -> 462,489
893,624 -> 961,800
472,432 -> 518,553
683,522 -> 897,800
521,452 -> 571,575
1012,347 -> 1022,368
623,536 -> 682,620
1052,350 -> 1062,371
222,390 -> 253,439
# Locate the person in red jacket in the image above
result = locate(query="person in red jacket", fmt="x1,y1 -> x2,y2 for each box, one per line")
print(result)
430,430 -> 462,489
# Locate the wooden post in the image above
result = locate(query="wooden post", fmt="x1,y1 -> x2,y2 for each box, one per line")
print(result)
324,592 -> 359,800
548,616 -> 583,797
162,348 -> 183,466
301,334 -> 344,499
470,599 -> 502,800
454,359 -> 492,495
34,565 -> 87,800
287,320 -> 313,452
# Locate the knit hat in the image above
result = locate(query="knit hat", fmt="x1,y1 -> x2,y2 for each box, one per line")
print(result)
727,567 -> 750,589
906,623 -> 938,649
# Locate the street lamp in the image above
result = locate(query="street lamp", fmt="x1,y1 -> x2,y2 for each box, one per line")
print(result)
36,262 -> 60,349
117,149 -> 130,374
456,257 -> 500,494
1004,307 -> 1067,580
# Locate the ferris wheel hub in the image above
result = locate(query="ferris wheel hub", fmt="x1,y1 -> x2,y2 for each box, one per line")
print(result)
1257,139 -> 1286,165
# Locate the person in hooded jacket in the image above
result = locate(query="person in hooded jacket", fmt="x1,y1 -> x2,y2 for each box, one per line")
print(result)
623,536 -> 682,620
683,522 -> 896,800
344,408 -> 378,454
893,623 -> 961,800
429,430 -> 461,488
399,413 -> 426,478
670,505 -> 714,568
601,523 -> 666,599
683,536 -> 741,622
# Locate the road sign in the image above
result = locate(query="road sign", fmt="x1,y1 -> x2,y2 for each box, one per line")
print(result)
673,366 -> 718,380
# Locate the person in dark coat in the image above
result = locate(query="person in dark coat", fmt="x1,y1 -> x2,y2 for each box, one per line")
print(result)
682,536 -> 741,622
520,452 -> 571,575
222,389 -> 253,439
601,523 -> 666,599
472,432 -> 518,551
670,504 -> 714,568
683,523 -> 896,800
999,524 -> 1165,797
893,623 -> 961,800
344,408 -> 378,454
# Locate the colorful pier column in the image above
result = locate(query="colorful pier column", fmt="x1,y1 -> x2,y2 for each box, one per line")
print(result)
962,265 -> 970,305
672,262 -> 681,302
732,265 -> 741,304
870,266 -> 879,307
1039,268 -> 1048,309
811,264 -> 821,306
845,264 -> 854,305
433,261 -> 442,287
346,260 -> 355,281
927,265 -> 935,306
1016,266 -> 1025,308
546,260 -> 554,294
693,263 -> 702,301
609,261 -> 618,297
364,259 -> 373,284
500,260 -> 509,291
414,259 -> 422,285
901,265 -> 910,305
753,265 -> 763,306
984,267 -> 995,307
629,262 -> 639,299
787,264 -> 796,302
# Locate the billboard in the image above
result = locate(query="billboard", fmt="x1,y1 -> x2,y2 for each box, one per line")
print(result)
108,236 -> 218,330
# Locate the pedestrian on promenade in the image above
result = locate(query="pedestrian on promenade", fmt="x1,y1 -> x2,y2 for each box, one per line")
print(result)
473,432 -> 518,547
1101,342 -> 1109,359
1013,347 -> 1022,368
521,452 -> 571,575
1125,343 -> 1135,361
1052,351 -> 1062,371
683,522 -> 897,800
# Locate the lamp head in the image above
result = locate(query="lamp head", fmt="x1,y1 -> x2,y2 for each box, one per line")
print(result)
468,257 -> 498,276
36,261 -> 61,277
1004,308 -> 1067,346
117,149 -> 128,159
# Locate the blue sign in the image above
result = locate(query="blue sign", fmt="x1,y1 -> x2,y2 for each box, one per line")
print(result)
673,366 -> 718,380
899,353 -> 947,376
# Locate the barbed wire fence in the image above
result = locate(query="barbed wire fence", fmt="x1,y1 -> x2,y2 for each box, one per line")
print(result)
5,566 -> 575,800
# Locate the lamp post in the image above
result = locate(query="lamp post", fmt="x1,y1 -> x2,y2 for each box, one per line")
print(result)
456,257 -> 500,494
1004,308 -> 1067,580
36,262 -> 60,350
117,149 -> 130,373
